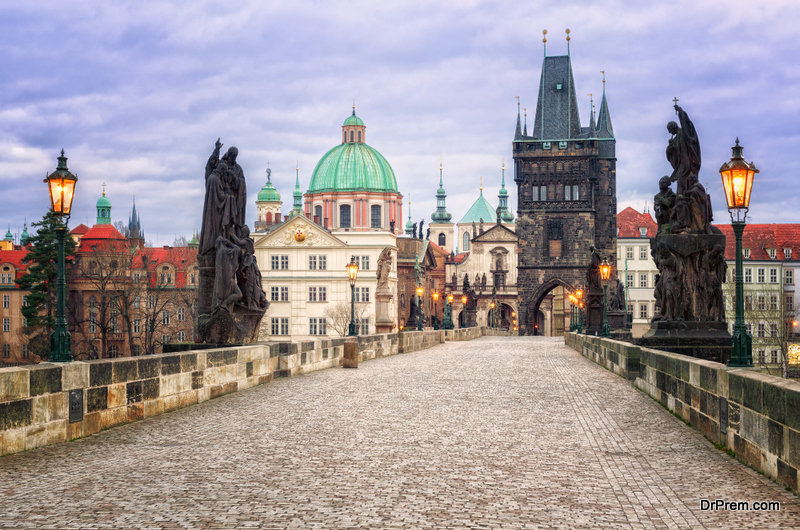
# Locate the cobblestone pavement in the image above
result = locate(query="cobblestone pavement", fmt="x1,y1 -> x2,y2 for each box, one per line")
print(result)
2,337 -> 799,529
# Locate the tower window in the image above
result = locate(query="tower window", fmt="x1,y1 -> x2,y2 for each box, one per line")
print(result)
573,185 -> 579,200
371,205 -> 381,228
340,205 -> 351,228
343,131 -> 346,143
540,185 -> 547,201
350,131 -> 354,142
564,185 -> 571,201
438,233 -> 446,247
463,232 -> 471,251
532,185 -> 539,202
315,205 -> 322,222
358,131 -> 362,143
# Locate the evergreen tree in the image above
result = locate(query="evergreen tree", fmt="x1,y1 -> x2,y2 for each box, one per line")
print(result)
16,211 -> 77,358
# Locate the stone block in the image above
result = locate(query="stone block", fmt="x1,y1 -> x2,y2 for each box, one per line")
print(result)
29,365 -> 62,396
127,403 -> 144,422
142,378 -> 159,400
343,341 -> 359,368
161,355 -> 181,375
107,383 -> 126,409
768,419 -> 784,459
1,428 -> 24,456
66,420 -> 82,441
62,363 -> 89,391
110,359 -> 137,384
87,387 -> 108,413
699,365 -> 716,393
25,425 -> 46,451
197,386 -> 211,403
741,376 -> 763,414
83,411 -> 101,436
0,398 -> 32,430
46,420 -> 67,445
787,427 -> 800,469
160,373 -> 192,397
143,398 -> 163,418
207,349 -> 238,368
763,382 -> 787,425
100,407 -> 127,430
778,458 -> 798,491
89,362 -> 112,387
49,393 -> 66,421
33,395 -> 49,424
180,353 -> 198,373
191,371 -> 204,390
138,357 -> 161,379
786,385 -> 800,431
0,367 -> 30,401
126,381 -> 142,404
728,372 -> 744,405
740,408 -> 768,449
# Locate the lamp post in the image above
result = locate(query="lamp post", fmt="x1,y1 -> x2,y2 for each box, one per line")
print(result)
416,285 -> 424,331
568,293 -> 577,332
45,150 -> 78,363
443,294 -> 454,330
720,138 -> 758,367
600,258 -> 612,337
575,289 -> 584,334
346,257 -> 359,336
432,292 -> 439,330
490,301 -> 496,328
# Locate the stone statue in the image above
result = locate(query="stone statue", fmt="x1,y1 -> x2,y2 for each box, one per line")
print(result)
414,254 -> 421,287
443,297 -> 451,324
667,104 -> 701,196
230,227 -> 267,312
608,279 -> 621,312
481,273 -> 487,291
452,272 -> 457,288
496,256 -> 503,271
496,206 -> 502,225
199,139 -> 237,256
616,279 -> 626,312
462,274 -> 471,294
390,219 -> 395,232
471,221 -> 477,238
426,227 -> 430,240
475,274 -> 481,291
653,176 -> 676,233
586,245 -> 602,291
419,219 -> 425,239
212,236 -> 243,313
412,222 -> 417,238
655,241 -> 683,321
479,218 -> 484,235
701,244 -> 727,322
376,247 -> 392,292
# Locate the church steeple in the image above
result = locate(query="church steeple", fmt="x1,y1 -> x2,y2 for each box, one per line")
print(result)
128,194 -> 144,244
596,78 -> 614,139
405,199 -> 414,236
431,162 -> 452,223
498,160 -> 514,223
96,185 -> 112,225
523,108 -> 528,137
514,97 -> 522,140
291,163 -> 303,217
532,54 -> 582,140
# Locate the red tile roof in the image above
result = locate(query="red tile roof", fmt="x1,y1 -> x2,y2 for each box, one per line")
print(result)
70,224 -> 90,236
132,246 -> 198,288
617,207 -> 657,238
0,249 -> 31,273
715,224 -> 800,262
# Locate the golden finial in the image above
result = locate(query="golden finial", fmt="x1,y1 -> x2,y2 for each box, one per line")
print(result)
102,182 -> 106,196
601,71 -> 606,85
480,176 -> 483,192
502,157 -> 505,171
542,29 -> 547,44
566,29 -> 570,42
523,107 -> 526,117
516,95 -> 520,107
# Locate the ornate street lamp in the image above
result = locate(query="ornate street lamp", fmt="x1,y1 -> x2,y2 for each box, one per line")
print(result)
600,258 -> 612,337
568,293 -> 577,332
45,150 -> 78,362
443,294 -> 454,330
720,138 -> 758,367
575,289 -> 584,334
416,285 -> 424,331
347,257 -> 359,336
432,292 -> 439,330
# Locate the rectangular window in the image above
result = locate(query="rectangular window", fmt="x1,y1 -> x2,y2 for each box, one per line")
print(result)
271,256 -> 279,269
573,185 -> 579,201
757,322 -> 766,337
744,295 -> 753,311
162,334 -> 170,344
309,255 -> 327,270
272,255 -> 289,270
626,247 -> 633,260
280,256 -> 288,269
627,302 -> 634,313
271,287 -> 289,302
133,319 -> 141,333
356,287 -> 370,303
356,318 -> 369,335
178,331 -> 185,342
786,294 -> 794,312
280,287 -> 288,301
2,295 -> 9,308
770,323 -> 778,337
110,310 -> 119,333
757,268 -> 765,283
532,186 -> 539,202
2,318 -> 9,332
371,205 -> 381,228
745,268 -> 752,283
757,349 -> 765,363
178,307 -> 185,321
270,317 -> 289,335
770,294 -> 778,310
340,205 -> 351,228
132,345 -> 141,356
785,248 -> 792,259
639,304 -> 648,319
22,295 -> 28,307
354,255 -> 370,270
540,185 -> 547,201
271,287 -> 279,302
162,311 -> 170,326
786,269 -> 794,285
149,295 -> 156,309
89,313 -> 97,333
757,295 -> 766,310
564,185 -> 571,201
768,248 -> 777,259
743,248 -> 751,259
22,344 -> 28,358
308,287 -> 317,302
770,268 -> 778,283
639,247 -> 647,260
771,350 -> 778,363
319,286 -> 327,302
309,317 -> 328,336
22,318 -> 27,327
746,322 -> 752,334
626,274 -> 633,288
133,296 -> 140,309
2,344 -> 8,357
639,274 -> 647,288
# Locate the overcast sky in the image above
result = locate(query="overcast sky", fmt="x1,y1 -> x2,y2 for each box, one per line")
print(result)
2,0 -> 799,244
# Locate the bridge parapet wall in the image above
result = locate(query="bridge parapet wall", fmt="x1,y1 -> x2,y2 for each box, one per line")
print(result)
0,327 -> 514,456
566,332 -> 800,493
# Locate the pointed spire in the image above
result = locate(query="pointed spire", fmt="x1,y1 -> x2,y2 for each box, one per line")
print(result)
523,108 -> 528,136
432,160 -> 452,223
597,72 -> 614,139
291,161 -> 303,216
405,198 -> 414,235
532,51 -> 581,140
498,159 -> 514,223
588,94 -> 596,137
514,97 -> 522,140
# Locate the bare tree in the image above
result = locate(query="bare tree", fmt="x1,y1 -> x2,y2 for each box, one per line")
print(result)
736,287 -> 798,378
322,302 -> 370,337
173,235 -> 188,247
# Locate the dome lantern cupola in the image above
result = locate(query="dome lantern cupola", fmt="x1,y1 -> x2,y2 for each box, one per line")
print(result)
342,103 -> 366,144
498,160 -> 514,223
431,162 -> 452,223
96,184 -> 112,225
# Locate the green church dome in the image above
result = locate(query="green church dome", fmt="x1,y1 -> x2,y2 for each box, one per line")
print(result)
96,194 -> 111,209
257,181 -> 281,202
308,142 -> 398,193
343,113 -> 365,127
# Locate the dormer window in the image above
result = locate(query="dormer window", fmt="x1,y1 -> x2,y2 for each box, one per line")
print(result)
639,227 -> 647,237
785,248 -> 792,259
743,248 -> 751,259
768,248 -> 776,259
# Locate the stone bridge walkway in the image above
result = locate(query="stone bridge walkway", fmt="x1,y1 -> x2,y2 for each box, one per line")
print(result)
1,337 -> 798,529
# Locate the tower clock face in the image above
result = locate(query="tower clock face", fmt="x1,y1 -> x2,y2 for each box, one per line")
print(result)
294,228 -> 306,242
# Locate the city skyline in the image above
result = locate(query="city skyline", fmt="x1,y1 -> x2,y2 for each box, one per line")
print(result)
2,1 -> 799,242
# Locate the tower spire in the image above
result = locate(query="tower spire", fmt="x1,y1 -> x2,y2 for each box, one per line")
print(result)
431,160 -> 452,224
291,161 -> 303,216
514,96 -> 522,140
405,198 -> 414,236
566,29 -> 570,55
523,108 -> 528,136
597,72 -> 614,139
498,159 -> 514,223
542,29 -> 547,56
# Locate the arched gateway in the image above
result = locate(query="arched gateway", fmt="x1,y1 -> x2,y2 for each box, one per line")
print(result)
512,49 -> 617,336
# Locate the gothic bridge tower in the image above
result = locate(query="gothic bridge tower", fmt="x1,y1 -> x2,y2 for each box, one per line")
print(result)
513,39 -> 617,336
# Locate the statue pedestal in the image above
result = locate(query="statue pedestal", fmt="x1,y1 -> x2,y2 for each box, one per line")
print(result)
584,290 -> 604,335
466,309 -> 478,328
375,290 -> 394,334
638,321 -> 732,364
198,305 -> 266,345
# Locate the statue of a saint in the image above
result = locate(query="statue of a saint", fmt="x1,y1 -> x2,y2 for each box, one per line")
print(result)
667,104 -> 701,196
586,245 -> 602,291
653,176 -> 676,232
377,247 -> 393,292
199,139 -> 237,257
390,219 -> 396,232
419,219 -> 425,239
230,226 -> 267,312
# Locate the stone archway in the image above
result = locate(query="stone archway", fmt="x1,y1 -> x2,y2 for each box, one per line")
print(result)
525,278 -> 576,337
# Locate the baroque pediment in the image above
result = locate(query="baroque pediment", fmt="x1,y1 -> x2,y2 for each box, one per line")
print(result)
473,224 -> 518,243
254,216 -> 346,248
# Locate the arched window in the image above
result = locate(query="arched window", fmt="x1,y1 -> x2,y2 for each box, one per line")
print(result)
463,232 -> 471,251
358,131 -> 362,142
370,205 -> 381,228
350,130 -> 354,142
315,205 -> 322,222
340,205 -> 351,228
343,131 -> 346,143
438,233 -> 446,247
266,212 -> 273,223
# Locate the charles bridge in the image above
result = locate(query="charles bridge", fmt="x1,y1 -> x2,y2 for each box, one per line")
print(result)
1,330 -> 799,528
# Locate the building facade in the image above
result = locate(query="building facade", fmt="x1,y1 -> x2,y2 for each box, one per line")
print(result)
617,207 -> 659,337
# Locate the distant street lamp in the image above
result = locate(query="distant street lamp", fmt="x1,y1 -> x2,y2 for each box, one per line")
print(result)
490,301 -> 496,328
45,150 -> 78,363
575,289 -> 584,334
720,138 -> 758,367
600,258 -> 612,337
347,257 -> 359,336
432,292 -> 439,330
443,294 -> 454,330
416,286 -> 424,331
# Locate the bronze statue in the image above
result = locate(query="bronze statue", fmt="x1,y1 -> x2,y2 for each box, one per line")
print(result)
653,176 -> 676,232
586,245 -> 602,291
667,104 -> 701,196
